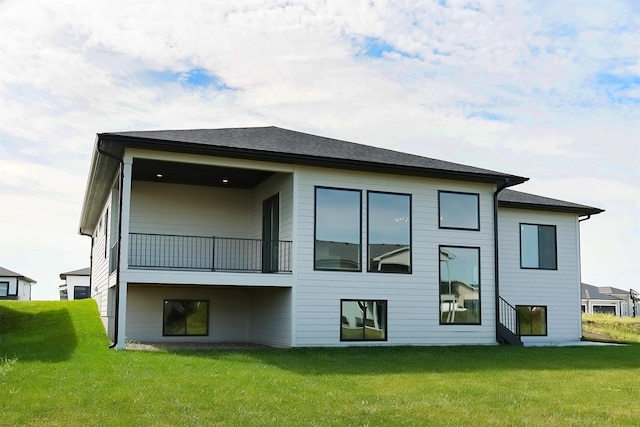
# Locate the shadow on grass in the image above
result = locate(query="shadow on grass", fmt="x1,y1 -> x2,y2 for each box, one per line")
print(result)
0,303 -> 77,362
157,343 -> 640,375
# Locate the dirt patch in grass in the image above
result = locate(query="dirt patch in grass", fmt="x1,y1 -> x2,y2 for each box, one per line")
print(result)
126,341 -> 271,351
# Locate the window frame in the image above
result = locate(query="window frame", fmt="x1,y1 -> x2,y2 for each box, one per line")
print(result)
516,305 -> 548,336
340,299 -> 388,342
367,190 -> 412,274
73,286 -> 91,300
438,190 -> 480,231
104,209 -> 109,259
314,186 -> 363,272
0,282 -> 8,298
438,245 -> 482,325
162,299 -> 210,337
519,223 -> 558,270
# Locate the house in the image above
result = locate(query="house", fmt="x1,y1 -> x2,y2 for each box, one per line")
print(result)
59,267 -> 91,300
78,126 -> 603,349
581,283 -> 639,317
0,266 -> 36,301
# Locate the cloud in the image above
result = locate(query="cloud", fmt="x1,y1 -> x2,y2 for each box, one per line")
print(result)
0,0 -> 638,298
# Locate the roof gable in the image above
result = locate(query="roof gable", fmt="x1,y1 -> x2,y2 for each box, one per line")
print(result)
0,266 -> 36,283
59,267 -> 91,280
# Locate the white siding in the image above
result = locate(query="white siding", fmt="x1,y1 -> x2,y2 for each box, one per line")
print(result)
90,191 -> 113,336
0,277 -> 30,300
126,285 -> 291,345
250,173 -> 294,241
498,208 -> 581,344
65,275 -> 90,300
249,287 -> 292,347
129,181 -> 253,238
292,166 -> 498,347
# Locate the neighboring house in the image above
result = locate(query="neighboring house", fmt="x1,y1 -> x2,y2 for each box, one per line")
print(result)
581,283 -> 639,317
59,267 -> 91,300
0,266 -> 36,301
78,126 -> 603,349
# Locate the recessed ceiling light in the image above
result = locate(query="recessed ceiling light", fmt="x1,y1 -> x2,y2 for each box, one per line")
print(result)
156,174 -> 163,178
222,178 -> 229,184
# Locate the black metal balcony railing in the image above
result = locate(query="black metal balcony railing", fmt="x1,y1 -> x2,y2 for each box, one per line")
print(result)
127,233 -> 292,273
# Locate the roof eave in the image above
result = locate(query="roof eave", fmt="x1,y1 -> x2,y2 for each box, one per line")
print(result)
98,134 -> 528,186
499,201 -> 604,216
78,136 -> 121,236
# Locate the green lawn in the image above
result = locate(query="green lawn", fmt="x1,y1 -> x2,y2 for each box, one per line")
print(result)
1,300 -> 639,426
582,313 -> 640,344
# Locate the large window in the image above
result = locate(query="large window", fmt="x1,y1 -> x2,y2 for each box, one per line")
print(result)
516,305 -> 547,336
340,300 -> 387,341
439,191 -> 479,230
163,300 -> 209,336
439,246 -> 480,324
520,224 -> 557,269
0,282 -> 8,297
368,192 -> 411,273
315,187 -> 362,271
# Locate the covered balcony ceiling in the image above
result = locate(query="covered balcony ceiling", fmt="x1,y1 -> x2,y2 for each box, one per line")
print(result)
132,158 -> 275,189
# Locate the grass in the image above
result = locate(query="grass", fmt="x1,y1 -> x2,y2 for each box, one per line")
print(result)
1,300 -> 639,426
582,313 -> 640,344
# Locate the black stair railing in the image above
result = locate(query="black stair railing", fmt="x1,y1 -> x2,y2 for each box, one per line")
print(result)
498,297 -> 523,346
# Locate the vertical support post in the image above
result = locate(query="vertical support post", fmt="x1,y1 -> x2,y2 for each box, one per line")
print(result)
116,156 -> 133,350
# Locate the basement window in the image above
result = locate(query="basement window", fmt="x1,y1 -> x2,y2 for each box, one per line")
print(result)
340,299 -> 387,341
516,305 -> 547,336
163,300 -> 209,336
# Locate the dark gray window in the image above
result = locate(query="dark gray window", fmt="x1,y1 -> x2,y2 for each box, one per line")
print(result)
0,282 -> 8,297
439,191 -> 479,230
73,286 -> 90,300
439,246 -> 480,325
163,300 -> 209,336
368,192 -> 411,273
520,224 -> 557,269
314,187 -> 362,271
340,300 -> 387,341
516,305 -> 547,336
593,305 -> 616,315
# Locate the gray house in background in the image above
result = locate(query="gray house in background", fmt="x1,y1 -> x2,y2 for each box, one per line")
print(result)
581,283 -> 639,317
0,266 -> 36,301
59,267 -> 91,300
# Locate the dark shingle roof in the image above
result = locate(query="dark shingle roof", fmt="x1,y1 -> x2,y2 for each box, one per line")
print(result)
597,286 -> 630,296
101,126 -> 528,184
498,189 -> 603,216
0,266 -> 36,283
581,283 -> 623,300
59,267 -> 91,280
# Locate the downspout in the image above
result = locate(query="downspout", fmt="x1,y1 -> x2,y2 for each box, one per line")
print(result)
493,178 -> 510,343
97,140 -> 125,349
578,215 -> 591,222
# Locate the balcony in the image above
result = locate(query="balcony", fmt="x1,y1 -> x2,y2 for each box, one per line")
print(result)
127,233 -> 292,273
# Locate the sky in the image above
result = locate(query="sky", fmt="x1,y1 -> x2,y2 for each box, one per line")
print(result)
0,0 -> 638,300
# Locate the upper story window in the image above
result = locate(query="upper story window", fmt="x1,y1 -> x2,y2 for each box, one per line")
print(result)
314,187 -> 362,271
438,191 -> 479,230
367,191 -> 411,273
520,224 -> 557,270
